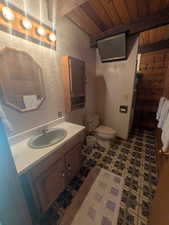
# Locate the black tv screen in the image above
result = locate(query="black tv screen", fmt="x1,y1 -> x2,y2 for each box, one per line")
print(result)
98,33 -> 126,62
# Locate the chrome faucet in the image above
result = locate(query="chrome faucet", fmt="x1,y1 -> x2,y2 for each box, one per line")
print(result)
42,127 -> 49,135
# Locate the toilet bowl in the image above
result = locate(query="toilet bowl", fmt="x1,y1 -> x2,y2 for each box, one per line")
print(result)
85,114 -> 116,147
95,125 -> 116,140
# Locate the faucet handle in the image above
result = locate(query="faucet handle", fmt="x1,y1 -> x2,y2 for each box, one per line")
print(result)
42,127 -> 48,134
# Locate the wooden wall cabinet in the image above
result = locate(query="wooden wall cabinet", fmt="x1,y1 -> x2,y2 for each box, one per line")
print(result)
60,56 -> 85,112
21,133 -> 84,222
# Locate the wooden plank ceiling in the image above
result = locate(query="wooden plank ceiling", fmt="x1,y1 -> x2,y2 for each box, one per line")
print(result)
67,0 -> 169,37
139,24 -> 169,47
66,0 -> 169,46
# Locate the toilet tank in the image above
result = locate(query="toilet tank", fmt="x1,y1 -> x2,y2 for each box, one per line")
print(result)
85,114 -> 100,132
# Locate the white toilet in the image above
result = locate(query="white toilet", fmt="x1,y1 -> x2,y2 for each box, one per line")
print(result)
95,125 -> 116,140
85,114 -> 116,148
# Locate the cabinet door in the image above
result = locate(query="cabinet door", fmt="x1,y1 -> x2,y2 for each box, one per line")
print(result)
60,56 -> 85,112
65,144 -> 81,184
69,57 -> 85,110
33,159 -> 65,213
69,57 -> 85,98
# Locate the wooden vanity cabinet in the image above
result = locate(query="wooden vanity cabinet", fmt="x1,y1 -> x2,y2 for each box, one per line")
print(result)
21,133 -> 84,222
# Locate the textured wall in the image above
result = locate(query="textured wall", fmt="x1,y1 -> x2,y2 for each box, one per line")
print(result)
96,35 -> 138,139
57,17 -> 97,125
0,0 -> 96,135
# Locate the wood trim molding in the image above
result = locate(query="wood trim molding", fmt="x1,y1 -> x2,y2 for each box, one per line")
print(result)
59,0 -> 88,17
60,56 -> 72,112
0,0 -> 56,50
138,39 -> 169,54
91,7 -> 169,48
60,168 -> 100,225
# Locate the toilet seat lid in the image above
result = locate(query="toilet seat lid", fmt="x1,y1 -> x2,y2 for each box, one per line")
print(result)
95,126 -> 116,135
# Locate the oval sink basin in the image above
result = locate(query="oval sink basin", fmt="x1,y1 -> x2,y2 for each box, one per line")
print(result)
28,128 -> 67,149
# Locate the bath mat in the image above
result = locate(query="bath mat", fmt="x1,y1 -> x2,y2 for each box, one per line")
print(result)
70,168 -> 124,225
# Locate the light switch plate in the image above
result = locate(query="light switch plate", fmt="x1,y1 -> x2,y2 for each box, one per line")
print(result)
120,105 -> 128,113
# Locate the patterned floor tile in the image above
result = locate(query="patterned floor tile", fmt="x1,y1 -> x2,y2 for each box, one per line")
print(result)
138,196 -> 152,222
137,216 -> 149,225
127,190 -> 141,216
40,129 -> 157,225
125,209 -> 138,225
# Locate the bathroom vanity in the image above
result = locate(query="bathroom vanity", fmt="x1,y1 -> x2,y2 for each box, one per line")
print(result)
10,121 -> 85,222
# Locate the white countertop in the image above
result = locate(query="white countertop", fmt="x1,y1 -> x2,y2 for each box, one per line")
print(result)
10,122 -> 85,175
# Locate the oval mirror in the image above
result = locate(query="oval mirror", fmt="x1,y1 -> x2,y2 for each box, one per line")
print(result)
0,47 -> 45,112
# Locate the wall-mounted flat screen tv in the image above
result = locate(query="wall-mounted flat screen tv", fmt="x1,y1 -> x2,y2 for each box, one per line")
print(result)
98,33 -> 126,63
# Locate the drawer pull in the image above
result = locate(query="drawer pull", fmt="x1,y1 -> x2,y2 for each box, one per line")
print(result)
67,164 -> 71,170
62,172 -> 65,177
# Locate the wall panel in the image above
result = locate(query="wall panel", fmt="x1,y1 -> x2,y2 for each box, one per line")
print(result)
133,49 -> 169,129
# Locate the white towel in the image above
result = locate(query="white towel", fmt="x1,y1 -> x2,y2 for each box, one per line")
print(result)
156,97 -> 166,121
23,95 -> 39,109
161,113 -> 169,152
0,104 -> 13,131
157,100 -> 169,129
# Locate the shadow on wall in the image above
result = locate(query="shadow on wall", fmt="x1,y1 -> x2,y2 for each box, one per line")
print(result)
95,75 -> 106,124
65,109 -> 85,125
126,34 -> 135,59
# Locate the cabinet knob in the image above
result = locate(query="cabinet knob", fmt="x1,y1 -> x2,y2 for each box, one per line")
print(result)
62,172 -> 65,177
67,164 -> 71,170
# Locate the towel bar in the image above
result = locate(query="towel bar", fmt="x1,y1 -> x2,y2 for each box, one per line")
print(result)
159,150 -> 169,156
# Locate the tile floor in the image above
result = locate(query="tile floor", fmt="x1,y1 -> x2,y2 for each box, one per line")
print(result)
41,129 -> 158,225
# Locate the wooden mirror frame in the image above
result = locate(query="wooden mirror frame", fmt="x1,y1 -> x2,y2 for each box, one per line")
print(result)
0,47 -> 46,112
